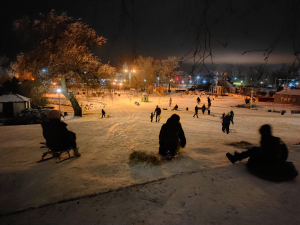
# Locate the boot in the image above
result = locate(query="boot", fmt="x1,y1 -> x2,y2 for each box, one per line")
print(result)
73,147 -> 81,157
226,151 -> 246,164
226,153 -> 237,164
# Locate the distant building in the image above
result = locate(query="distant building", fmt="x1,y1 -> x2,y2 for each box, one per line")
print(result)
274,87 -> 300,105
0,94 -> 31,118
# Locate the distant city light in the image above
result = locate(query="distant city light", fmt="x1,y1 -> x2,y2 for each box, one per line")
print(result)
197,76 -> 199,79
234,77 -> 237,80
42,69 -> 47,73
296,82 -> 299,85
241,81 -> 243,83
57,88 -> 61,93
260,81 -> 263,84
202,80 -> 206,84
84,71 -> 87,74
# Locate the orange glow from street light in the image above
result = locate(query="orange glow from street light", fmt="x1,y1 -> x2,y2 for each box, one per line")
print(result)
125,70 -> 128,72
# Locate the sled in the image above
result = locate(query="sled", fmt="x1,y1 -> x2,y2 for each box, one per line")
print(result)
37,142 -> 74,163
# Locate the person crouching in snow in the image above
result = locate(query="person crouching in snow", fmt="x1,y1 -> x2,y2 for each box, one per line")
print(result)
159,114 -> 186,160
226,124 -> 298,181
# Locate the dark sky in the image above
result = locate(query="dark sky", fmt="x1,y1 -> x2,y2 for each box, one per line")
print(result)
1,0 -> 299,72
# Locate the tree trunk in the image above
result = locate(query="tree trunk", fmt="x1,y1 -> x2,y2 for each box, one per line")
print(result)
61,74 -> 82,117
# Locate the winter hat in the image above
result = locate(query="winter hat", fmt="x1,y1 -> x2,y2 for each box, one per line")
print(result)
227,112 -> 231,116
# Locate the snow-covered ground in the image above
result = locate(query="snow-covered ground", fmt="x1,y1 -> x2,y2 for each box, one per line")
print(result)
1,92 -> 300,224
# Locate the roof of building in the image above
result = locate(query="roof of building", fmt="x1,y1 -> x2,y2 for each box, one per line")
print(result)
275,89 -> 300,96
0,94 -> 30,103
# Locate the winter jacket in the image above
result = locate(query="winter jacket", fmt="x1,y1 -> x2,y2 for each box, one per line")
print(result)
159,120 -> 186,149
223,115 -> 233,125
154,107 -> 161,115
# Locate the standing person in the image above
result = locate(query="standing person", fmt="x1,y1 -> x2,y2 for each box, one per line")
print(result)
193,105 -> 199,118
102,109 -> 106,118
197,97 -> 200,105
207,103 -> 211,115
226,124 -> 298,181
221,112 -> 226,132
201,104 -> 206,114
230,110 -> 234,122
154,105 -> 162,122
223,112 -> 233,134
169,98 -> 172,107
207,97 -> 211,105
159,114 -> 186,159
150,112 -> 154,122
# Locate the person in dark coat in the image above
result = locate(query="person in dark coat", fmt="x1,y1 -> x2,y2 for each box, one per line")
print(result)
102,109 -> 106,118
150,112 -> 154,122
173,104 -> 179,111
207,97 -> 211,105
223,112 -> 233,134
159,114 -> 186,159
197,97 -> 200,105
193,105 -> 199,118
42,110 -> 81,157
201,104 -> 206,114
154,105 -> 162,122
226,124 -> 298,181
230,110 -> 234,122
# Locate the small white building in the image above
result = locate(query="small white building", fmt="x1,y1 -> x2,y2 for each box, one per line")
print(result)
0,94 -> 31,118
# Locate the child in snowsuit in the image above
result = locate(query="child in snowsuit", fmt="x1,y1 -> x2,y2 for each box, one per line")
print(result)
197,97 -> 200,105
150,112 -> 154,122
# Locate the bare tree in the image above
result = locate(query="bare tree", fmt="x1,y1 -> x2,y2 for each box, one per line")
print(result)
14,10 -> 112,116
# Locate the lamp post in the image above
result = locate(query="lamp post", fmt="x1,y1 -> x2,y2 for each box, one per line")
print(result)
57,88 -> 61,113
125,69 -> 136,102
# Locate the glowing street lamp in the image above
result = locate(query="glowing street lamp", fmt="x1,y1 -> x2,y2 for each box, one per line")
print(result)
57,88 -> 61,113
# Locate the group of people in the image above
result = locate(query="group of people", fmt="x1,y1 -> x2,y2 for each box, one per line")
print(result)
42,94 -> 298,182
221,110 -> 234,134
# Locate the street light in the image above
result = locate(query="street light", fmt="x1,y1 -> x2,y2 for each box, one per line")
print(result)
57,88 -> 61,113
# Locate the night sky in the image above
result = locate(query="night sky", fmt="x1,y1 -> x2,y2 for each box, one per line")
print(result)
1,0 -> 299,71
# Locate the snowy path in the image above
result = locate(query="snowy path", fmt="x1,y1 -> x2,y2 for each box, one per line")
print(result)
0,93 -> 300,221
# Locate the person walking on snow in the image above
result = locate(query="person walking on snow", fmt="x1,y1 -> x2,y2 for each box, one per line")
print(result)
197,97 -> 200,105
230,110 -> 234,123
201,104 -> 206,114
169,98 -> 172,107
154,105 -> 162,122
193,105 -> 199,118
207,97 -> 211,105
150,112 -> 154,122
102,109 -> 106,118
223,112 -> 233,134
